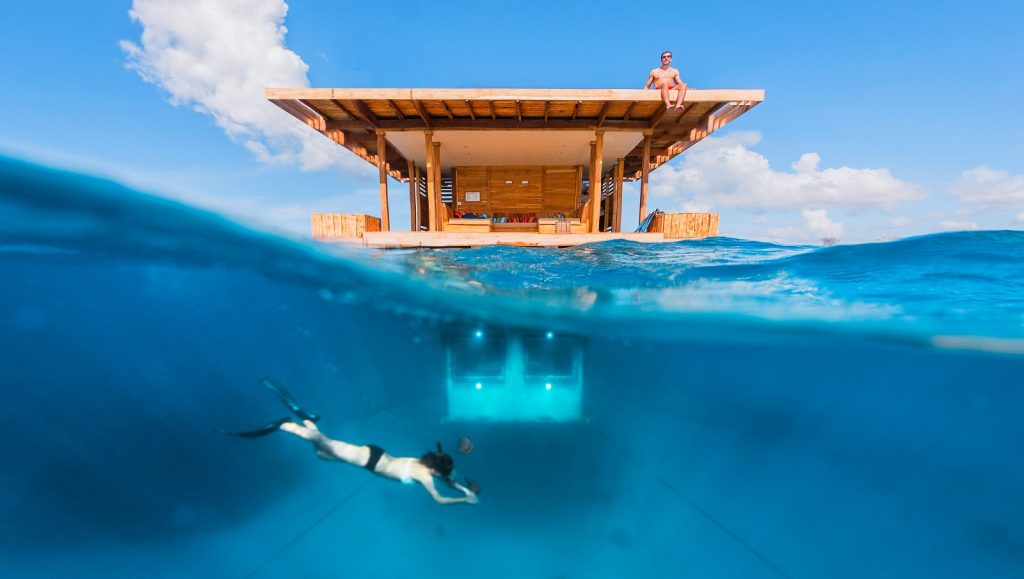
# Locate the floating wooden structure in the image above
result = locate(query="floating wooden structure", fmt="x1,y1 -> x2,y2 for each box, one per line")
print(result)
267,88 -> 763,248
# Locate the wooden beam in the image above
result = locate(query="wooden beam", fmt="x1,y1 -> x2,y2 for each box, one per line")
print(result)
572,100 -> 580,120
439,100 -> 455,120
597,101 -> 610,127
412,100 -> 432,128
386,99 -> 405,119
622,100 -> 637,121
674,103 -> 692,124
351,99 -> 379,127
515,100 -> 522,122
487,101 -> 497,120
648,104 -> 669,129
271,99 -> 323,131
377,130 -> 390,231
425,131 -> 436,231
328,99 -> 374,130
407,159 -> 417,231
413,164 -> 422,230
324,118 -> 650,131
613,159 -> 624,232
465,100 -> 476,121
296,100 -> 328,131
639,131 -> 651,223
433,141 -> 443,230
591,131 -> 604,232
268,87 -> 765,104
544,100 -> 550,122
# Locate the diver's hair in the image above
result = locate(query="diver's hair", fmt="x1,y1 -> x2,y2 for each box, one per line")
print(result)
420,441 -> 454,477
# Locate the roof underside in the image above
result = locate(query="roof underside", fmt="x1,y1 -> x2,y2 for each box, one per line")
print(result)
266,88 -> 764,181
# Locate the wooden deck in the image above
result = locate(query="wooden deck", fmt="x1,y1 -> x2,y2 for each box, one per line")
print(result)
335,231 -> 670,248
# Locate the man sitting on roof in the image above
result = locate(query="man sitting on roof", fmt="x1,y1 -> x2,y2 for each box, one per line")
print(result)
644,50 -> 687,111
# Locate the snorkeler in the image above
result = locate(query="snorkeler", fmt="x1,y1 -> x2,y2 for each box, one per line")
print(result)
222,378 -> 479,505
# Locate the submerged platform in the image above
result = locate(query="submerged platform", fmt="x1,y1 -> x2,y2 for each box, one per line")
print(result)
336,231 -> 669,248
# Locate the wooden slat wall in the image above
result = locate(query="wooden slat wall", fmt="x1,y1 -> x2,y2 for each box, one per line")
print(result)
455,167 -> 490,213
542,167 -> 580,213
648,212 -> 719,239
454,166 -> 580,214
311,213 -> 382,239
490,167 -> 543,212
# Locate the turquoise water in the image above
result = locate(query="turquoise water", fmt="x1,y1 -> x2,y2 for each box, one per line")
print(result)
1,156 -> 1023,578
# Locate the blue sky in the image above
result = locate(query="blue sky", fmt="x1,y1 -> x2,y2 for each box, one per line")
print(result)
2,0 -> 1023,243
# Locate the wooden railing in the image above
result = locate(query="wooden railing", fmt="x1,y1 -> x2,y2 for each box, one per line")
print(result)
648,212 -> 719,239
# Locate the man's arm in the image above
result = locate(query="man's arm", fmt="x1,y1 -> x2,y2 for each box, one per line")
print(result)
643,72 -> 656,89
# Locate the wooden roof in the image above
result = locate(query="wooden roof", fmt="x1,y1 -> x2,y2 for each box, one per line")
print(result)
266,88 -> 764,181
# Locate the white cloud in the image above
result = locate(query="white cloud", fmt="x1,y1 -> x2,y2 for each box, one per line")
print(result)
949,165 -> 1024,212
1018,212 -> 1024,223
940,220 -> 979,231
650,131 -> 926,211
802,208 -> 843,239
121,0 -> 365,173
891,216 -> 913,227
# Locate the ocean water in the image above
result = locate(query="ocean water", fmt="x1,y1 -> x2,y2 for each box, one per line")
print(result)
1,156 -> 1023,578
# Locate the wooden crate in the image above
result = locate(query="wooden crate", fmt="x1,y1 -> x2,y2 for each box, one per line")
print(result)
311,213 -> 381,239
649,212 -> 719,239
537,218 -> 586,234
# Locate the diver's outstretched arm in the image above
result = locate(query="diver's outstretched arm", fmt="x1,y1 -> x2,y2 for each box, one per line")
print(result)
420,475 -> 478,505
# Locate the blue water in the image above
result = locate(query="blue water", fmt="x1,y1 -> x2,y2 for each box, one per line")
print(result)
2,156 -> 1023,578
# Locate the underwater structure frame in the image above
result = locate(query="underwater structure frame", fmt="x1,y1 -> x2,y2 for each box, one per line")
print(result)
443,324 -> 585,422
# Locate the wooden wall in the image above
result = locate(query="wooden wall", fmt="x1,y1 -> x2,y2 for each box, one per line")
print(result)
649,212 -> 719,239
455,166 -> 580,215
311,213 -> 381,239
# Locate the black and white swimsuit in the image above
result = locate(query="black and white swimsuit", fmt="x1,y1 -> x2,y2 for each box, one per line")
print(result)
364,444 -> 385,472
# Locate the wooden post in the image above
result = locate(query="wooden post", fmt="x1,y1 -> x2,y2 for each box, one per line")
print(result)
433,141 -> 442,229
588,141 -> 597,232
591,130 -> 604,232
639,130 -> 652,224
603,174 -> 612,232
613,158 -> 624,232
413,165 -> 421,231
407,159 -> 416,231
424,130 -> 436,231
376,130 -> 391,231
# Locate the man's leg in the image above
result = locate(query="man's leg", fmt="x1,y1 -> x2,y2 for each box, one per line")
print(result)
659,84 -> 672,108
673,83 -> 687,110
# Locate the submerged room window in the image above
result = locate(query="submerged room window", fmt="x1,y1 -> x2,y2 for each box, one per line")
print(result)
523,333 -> 579,378
449,330 -> 506,378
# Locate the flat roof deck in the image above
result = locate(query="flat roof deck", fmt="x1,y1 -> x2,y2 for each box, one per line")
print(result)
266,88 -> 764,180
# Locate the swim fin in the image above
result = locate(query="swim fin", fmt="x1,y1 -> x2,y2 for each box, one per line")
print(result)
262,377 -> 320,423
218,417 -> 293,438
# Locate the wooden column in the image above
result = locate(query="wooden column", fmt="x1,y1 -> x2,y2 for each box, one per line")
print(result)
638,130 -> 652,224
413,165 -> 421,230
588,141 -> 597,232
591,130 -> 604,232
433,142 -> 442,229
424,130 -> 436,231
376,130 -> 390,231
613,158 -> 624,232
407,159 -> 417,231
